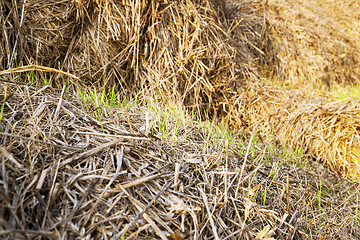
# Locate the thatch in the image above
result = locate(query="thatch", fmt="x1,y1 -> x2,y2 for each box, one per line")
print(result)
0,80 -> 359,239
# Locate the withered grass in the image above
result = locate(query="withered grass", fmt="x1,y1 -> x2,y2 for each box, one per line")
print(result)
1,0 -> 359,177
0,80 -> 358,239
0,0 -> 360,239
1,0 -> 358,178
263,0 -> 360,88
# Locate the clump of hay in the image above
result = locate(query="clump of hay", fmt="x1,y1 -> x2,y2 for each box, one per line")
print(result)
235,85 -> 360,178
252,0 -> 360,178
0,0 -> 264,101
277,99 -> 360,177
263,0 -> 360,88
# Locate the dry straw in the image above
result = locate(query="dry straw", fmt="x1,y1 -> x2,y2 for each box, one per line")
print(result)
0,80 -> 358,239
256,0 -> 360,178
263,0 -> 360,88
226,84 -> 360,178
0,0 -> 360,238
0,0 -> 359,178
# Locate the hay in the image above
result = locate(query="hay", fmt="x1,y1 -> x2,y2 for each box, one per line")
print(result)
0,0 -> 359,176
277,99 -> 360,177
0,0 -> 263,98
237,0 -> 360,178
1,0 -> 360,237
263,0 -> 360,88
222,82 -> 360,179
0,80 -> 359,239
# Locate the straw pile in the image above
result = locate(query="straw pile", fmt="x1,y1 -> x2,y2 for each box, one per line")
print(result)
1,0 -> 360,238
263,0 -> 360,88
1,0 -> 360,172
0,80 -> 359,239
250,0 -> 360,178
0,0 -> 264,98
276,99 -> 360,177
225,84 -> 360,178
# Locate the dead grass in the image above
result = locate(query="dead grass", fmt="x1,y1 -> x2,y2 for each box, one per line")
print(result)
263,0 -> 360,89
1,0 -> 360,238
0,80 -> 359,239
0,0 -> 264,160
2,0 -> 358,179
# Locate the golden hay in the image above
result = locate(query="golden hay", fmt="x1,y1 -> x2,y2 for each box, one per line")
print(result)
1,0 -> 360,238
0,0 -> 359,178
263,0 -> 360,88
277,100 -> 360,177
0,0 -> 262,97
251,0 -> 360,178
224,83 -> 360,179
